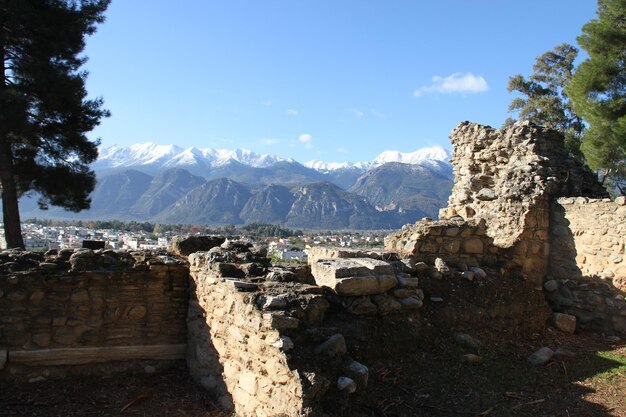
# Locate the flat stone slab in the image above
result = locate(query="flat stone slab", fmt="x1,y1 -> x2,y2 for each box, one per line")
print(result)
310,258 -> 397,296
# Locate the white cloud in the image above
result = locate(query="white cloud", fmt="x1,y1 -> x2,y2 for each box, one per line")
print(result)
286,109 -> 298,116
298,133 -> 313,149
262,100 -> 273,106
337,147 -> 348,153
298,133 -> 312,143
413,72 -> 489,97
349,108 -> 364,118
371,109 -> 386,119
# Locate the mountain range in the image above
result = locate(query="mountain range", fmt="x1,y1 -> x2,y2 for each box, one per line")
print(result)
16,144 -> 455,230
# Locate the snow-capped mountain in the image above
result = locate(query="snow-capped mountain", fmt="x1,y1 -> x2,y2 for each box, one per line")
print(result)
93,142 -> 291,174
304,146 -> 451,172
94,143 -> 452,179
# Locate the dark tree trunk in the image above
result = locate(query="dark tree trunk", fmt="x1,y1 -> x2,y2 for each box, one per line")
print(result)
0,144 -> 24,249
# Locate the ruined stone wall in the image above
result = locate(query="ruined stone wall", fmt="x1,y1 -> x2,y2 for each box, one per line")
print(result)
0,249 -> 188,381
186,241 -> 551,416
392,121 -> 605,286
547,197 -> 626,334
187,251 -> 305,416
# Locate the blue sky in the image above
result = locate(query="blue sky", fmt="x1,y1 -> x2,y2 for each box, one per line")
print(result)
84,0 -> 598,163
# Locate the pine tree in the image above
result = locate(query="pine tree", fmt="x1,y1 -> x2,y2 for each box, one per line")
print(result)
507,43 -> 584,155
567,0 -> 626,195
0,0 -> 110,248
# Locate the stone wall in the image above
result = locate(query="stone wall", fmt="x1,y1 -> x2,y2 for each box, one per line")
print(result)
435,121 -> 606,285
186,241 -> 551,416
547,197 -> 626,334
0,249 -> 188,381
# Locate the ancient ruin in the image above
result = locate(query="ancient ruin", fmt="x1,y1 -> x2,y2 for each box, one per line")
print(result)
1,121 -> 624,416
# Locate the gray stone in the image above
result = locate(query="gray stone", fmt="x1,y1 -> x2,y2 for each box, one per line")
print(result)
430,296 -> 444,302
615,196 -> 626,205
543,280 -> 559,292
144,365 -> 156,374
475,188 -> 496,201
310,258 -> 397,296
528,347 -> 553,367
469,267 -> 487,278
315,334 -> 347,357
343,360 -> 369,388
337,376 -> 357,394
0,350 -> 6,370
553,313 -> 576,334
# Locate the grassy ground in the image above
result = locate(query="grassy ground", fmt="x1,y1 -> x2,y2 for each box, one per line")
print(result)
0,332 -> 624,417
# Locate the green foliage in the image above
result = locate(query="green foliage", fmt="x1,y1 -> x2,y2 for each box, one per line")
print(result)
0,0 -> 110,247
241,222 -> 300,238
507,43 -> 584,156
567,0 -> 626,195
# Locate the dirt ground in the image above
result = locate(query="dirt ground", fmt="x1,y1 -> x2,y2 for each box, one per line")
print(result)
0,331 -> 624,417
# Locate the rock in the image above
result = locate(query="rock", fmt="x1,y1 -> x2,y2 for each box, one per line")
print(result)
460,354 -> 482,364
528,347 -> 553,367
605,335 -> 621,342
171,235 -> 225,256
144,365 -> 156,374
271,336 -> 294,351
543,280 -> 559,292
29,376 -> 46,383
337,376 -> 357,394
469,267 -> 487,278
0,350 -> 6,370
475,188 -> 496,201
310,258 -> 397,296
343,360 -> 369,388
615,196 -> 626,205
430,296 -> 444,302
314,334 -> 347,357
434,258 -> 450,273
553,313 -> 576,334
455,333 -> 483,351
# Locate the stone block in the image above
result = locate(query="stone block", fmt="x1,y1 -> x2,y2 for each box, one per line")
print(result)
310,258 -> 397,296
553,313 -> 577,333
